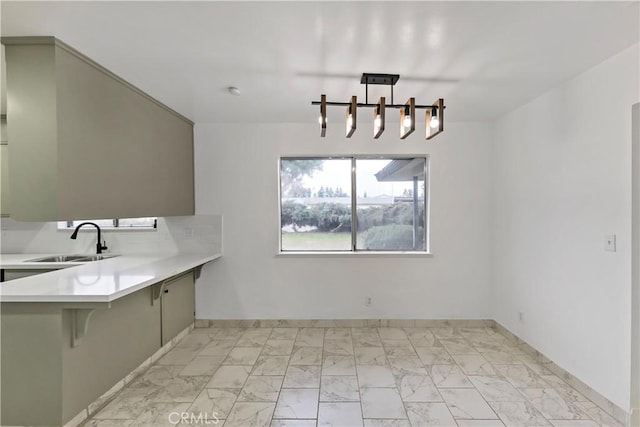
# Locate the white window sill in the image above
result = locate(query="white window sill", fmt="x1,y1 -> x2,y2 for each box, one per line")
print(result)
277,251 -> 433,257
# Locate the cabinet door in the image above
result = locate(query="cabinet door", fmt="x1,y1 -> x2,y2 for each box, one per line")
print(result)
161,270 -> 195,345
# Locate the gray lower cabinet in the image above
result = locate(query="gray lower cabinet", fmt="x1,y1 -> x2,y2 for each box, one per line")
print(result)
0,268 -> 197,426
161,270 -> 196,345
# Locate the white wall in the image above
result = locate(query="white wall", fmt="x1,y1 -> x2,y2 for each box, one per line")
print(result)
193,121 -> 492,319
491,44 -> 639,410
632,102 -> 639,425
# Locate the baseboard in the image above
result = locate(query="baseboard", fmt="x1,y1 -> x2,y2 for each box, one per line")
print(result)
494,321 -> 629,427
195,318 -> 494,328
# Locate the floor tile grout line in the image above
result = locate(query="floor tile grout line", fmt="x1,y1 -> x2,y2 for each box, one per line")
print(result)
216,329 -> 267,425
262,328 -> 296,425
355,328 -> 381,424
314,328 -> 325,423
403,333 -> 459,427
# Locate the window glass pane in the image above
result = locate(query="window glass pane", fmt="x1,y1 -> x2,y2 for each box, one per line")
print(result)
118,217 -> 156,228
280,158 -> 352,251
70,219 -> 114,228
355,158 -> 426,251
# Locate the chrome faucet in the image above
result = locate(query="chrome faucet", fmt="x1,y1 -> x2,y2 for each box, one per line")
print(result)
70,222 -> 108,254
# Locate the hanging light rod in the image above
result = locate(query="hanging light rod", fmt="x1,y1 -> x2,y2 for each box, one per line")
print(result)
312,73 -> 445,140
312,101 -> 440,109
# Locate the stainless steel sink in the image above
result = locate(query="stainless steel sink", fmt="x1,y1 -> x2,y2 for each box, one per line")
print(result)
81,254 -> 120,261
26,254 -> 120,263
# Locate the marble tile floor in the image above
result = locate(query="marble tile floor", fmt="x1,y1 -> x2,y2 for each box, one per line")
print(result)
85,326 -> 623,427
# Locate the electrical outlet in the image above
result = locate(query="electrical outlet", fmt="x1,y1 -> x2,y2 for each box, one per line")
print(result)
365,296 -> 372,307
605,234 -> 616,252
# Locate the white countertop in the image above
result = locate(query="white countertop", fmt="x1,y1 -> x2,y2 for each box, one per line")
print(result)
0,252 -> 221,303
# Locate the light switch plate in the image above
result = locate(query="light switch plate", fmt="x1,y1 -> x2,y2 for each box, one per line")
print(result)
605,234 -> 616,252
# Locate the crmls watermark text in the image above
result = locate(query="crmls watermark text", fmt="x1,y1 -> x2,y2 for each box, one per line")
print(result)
168,412 -> 220,425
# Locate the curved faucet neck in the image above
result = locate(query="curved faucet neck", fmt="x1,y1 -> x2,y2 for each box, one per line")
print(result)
70,222 -> 106,254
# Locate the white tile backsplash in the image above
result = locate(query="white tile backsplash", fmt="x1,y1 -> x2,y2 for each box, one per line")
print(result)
0,214 -> 222,255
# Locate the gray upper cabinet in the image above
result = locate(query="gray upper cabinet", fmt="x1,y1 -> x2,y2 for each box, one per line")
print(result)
2,37 -> 195,221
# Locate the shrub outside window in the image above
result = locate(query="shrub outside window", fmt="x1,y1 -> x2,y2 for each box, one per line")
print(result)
279,156 -> 428,252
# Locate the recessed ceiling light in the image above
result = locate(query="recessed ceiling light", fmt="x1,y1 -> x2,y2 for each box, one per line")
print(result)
227,86 -> 241,96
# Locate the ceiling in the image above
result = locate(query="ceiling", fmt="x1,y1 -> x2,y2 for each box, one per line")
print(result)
1,1 -> 638,124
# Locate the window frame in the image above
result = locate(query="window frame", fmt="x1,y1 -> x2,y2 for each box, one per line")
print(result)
278,155 -> 430,255
57,217 -> 158,231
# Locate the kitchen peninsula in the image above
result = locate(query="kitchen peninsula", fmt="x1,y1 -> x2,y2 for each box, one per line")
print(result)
0,252 -> 221,426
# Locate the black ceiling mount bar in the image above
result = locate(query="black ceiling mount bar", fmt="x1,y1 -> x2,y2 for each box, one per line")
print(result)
360,73 -> 400,85
361,73 -> 399,104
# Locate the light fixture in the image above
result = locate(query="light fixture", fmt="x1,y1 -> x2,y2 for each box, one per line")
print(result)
313,73 -> 445,140
346,96 -> 357,138
319,94 -> 327,137
402,113 -> 412,128
374,97 -> 385,139
426,98 -> 444,140
400,97 -> 415,139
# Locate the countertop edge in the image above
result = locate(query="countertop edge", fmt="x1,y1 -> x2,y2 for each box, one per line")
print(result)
0,253 -> 222,303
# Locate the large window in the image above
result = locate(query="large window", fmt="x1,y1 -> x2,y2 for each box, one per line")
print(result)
279,157 -> 428,252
